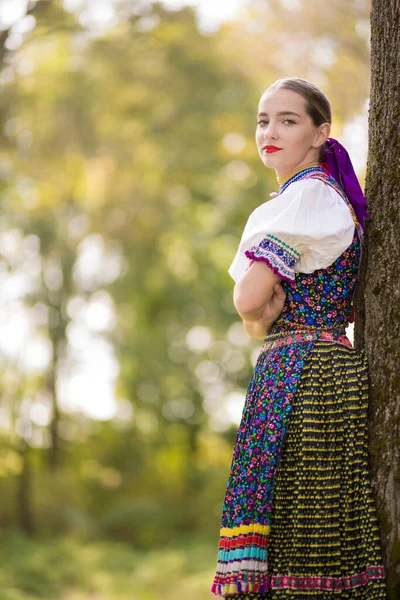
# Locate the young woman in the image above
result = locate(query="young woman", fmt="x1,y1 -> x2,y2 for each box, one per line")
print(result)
211,78 -> 388,599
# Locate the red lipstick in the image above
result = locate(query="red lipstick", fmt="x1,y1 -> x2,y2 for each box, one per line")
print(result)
263,145 -> 282,153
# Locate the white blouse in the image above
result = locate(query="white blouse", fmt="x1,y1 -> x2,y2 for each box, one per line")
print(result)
228,177 -> 356,283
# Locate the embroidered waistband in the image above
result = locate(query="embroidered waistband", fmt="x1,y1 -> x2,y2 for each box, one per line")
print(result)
260,327 -> 352,353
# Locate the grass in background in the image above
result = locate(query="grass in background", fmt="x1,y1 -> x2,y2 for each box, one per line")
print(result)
0,530 -> 217,600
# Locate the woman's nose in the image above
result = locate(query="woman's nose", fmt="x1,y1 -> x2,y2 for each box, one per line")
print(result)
264,121 -> 278,139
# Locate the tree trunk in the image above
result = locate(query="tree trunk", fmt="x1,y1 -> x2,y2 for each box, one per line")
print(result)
17,432 -> 35,535
354,0 -> 400,597
48,351 -> 61,471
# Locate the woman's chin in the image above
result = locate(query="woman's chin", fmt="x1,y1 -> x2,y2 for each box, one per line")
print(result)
262,156 -> 282,171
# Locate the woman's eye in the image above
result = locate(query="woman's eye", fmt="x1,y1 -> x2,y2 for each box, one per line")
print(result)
257,120 -> 268,126
283,119 -> 296,125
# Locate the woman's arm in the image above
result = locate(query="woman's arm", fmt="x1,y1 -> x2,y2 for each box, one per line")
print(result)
233,260 -> 283,321
241,282 -> 286,339
242,319 -> 271,340
235,261 -> 287,339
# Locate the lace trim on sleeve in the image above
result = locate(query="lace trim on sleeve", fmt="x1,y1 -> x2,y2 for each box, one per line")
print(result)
244,234 -> 300,283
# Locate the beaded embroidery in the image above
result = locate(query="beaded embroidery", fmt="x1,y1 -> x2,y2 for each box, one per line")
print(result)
260,327 -> 352,352
279,165 -> 323,194
244,234 -> 300,283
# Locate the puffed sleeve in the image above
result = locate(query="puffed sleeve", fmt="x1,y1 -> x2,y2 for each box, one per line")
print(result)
228,178 -> 355,283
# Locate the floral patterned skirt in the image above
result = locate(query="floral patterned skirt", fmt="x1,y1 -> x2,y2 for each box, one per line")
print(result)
211,336 -> 387,599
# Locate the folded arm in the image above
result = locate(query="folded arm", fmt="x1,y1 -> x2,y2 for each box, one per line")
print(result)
233,260 -> 286,339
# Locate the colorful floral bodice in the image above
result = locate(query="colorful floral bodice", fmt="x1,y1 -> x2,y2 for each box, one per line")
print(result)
270,225 -> 360,334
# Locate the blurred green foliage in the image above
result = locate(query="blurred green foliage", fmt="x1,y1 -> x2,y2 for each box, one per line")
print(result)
0,0 -> 370,597
0,528 -> 216,599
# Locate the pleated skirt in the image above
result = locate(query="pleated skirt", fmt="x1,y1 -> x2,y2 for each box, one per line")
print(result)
217,341 -> 387,599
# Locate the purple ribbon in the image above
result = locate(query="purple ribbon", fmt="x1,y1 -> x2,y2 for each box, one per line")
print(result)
322,137 -> 371,230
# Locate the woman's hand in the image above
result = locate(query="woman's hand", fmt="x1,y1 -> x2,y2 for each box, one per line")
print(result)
243,282 -> 286,339
259,281 -> 286,329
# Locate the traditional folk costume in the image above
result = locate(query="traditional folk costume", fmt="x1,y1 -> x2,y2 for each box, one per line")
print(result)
211,140 -> 388,599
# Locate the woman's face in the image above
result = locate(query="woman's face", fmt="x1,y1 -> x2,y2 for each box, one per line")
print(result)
255,87 -> 330,177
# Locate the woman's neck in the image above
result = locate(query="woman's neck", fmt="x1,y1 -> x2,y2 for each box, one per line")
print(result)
276,160 -> 320,188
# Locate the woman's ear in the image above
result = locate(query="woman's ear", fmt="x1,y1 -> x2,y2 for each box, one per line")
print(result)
313,122 -> 331,149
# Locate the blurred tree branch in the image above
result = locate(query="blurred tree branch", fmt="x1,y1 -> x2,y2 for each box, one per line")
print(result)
0,0 -> 53,69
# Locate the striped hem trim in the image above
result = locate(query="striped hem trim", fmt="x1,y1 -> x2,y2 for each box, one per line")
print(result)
218,523 -> 270,562
271,566 -> 386,590
211,565 -> 385,597
220,524 -> 271,537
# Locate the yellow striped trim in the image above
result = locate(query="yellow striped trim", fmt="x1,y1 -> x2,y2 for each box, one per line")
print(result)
223,583 -> 256,594
220,523 -> 270,537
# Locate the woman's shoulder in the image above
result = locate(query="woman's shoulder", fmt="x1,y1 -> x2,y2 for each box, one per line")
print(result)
251,175 -> 348,221
248,177 -> 323,217
279,174 -> 354,217
280,174 -> 340,198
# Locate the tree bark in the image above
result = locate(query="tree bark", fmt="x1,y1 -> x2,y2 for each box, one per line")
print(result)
354,0 -> 400,597
47,349 -> 61,471
17,432 -> 35,535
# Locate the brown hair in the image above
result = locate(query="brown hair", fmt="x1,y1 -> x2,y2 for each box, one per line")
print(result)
265,77 -> 331,161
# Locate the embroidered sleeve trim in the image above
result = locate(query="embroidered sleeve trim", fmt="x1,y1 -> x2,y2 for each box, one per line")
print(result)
244,234 -> 300,283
